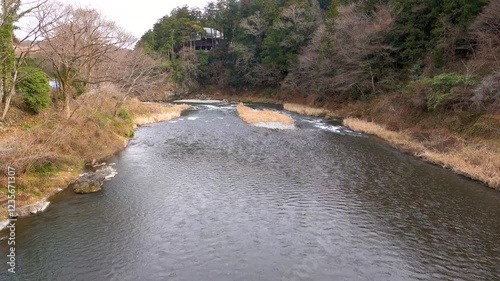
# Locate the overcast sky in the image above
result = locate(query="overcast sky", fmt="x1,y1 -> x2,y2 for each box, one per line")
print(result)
57,0 -> 211,39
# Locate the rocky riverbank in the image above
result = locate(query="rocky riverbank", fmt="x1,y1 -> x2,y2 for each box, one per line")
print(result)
0,94 -> 189,228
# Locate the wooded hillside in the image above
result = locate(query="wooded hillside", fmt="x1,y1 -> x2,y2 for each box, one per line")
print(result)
139,0 -> 499,114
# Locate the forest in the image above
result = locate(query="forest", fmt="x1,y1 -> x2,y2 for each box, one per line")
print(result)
138,0 -> 499,114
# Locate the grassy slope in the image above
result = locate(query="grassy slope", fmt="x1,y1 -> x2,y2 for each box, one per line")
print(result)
0,88 -> 189,219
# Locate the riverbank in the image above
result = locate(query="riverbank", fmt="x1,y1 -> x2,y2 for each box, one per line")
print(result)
0,89 -> 189,221
287,101 -> 499,189
194,89 -> 499,190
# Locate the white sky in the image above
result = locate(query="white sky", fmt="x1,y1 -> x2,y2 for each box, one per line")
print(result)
56,0 -> 211,39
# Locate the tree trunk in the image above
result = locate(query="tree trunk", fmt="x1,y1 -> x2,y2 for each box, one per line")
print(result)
1,70 -> 17,121
1,86 -> 14,121
65,91 -> 71,119
0,80 -> 4,103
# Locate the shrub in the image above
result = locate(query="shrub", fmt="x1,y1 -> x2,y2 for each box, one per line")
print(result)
117,107 -> 131,120
426,73 -> 478,110
407,73 -> 478,111
16,67 -> 51,113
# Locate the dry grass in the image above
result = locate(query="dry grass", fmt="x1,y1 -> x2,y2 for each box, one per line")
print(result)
129,102 -> 190,126
0,88 -> 189,219
343,118 -> 424,152
284,103 -> 333,117
344,118 -> 500,189
237,103 -> 294,125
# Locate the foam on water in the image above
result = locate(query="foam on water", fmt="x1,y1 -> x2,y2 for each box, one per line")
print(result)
253,122 -> 295,130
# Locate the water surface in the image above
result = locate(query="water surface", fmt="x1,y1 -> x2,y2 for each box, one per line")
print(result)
1,104 -> 500,281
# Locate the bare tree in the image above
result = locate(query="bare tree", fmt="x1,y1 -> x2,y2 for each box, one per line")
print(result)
471,0 -> 500,70
273,4 -> 317,49
240,11 -> 266,39
283,3 -> 394,98
470,0 -> 500,112
36,3 -> 134,118
105,48 -> 168,116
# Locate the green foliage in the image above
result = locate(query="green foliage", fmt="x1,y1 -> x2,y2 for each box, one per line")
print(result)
16,67 -> 51,113
262,3 -> 318,75
326,0 -> 339,19
0,13 -> 16,98
196,51 -> 210,81
388,0 -> 488,65
409,73 -> 479,111
30,162 -> 58,176
429,73 -> 476,93
136,0 -> 491,104
138,6 -> 204,56
0,185 -> 8,196
117,108 -> 131,120
318,0 -> 333,10
97,113 -> 114,129
72,80 -> 86,96
409,62 -> 424,81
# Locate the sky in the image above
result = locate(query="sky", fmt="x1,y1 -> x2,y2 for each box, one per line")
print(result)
57,0 -> 211,39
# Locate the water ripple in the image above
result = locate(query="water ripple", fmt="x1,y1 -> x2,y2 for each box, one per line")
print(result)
2,105 -> 500,281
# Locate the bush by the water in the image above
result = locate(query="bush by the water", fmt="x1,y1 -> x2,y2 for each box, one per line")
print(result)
16,67 -> 51,113
407,73 -> 479,111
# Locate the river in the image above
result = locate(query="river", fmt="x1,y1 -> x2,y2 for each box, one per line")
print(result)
1,103 -> 500,281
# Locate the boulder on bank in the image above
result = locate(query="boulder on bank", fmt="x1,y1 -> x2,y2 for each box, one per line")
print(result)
71,166 -> 117,194
15,201 -> 51,218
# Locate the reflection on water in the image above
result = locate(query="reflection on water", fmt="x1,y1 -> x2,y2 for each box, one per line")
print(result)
1,104 -> 500,281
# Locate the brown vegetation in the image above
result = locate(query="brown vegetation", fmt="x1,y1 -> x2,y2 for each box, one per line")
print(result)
283,103 -> 332,117
237,103 -> 294,125
0,87 -> 188,219
283,3 -> 394,98
132,102 -> 189,126
343,118 -> 500,188
35,3 -> 135,118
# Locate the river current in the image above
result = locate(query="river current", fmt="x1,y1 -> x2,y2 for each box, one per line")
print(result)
1,104 -> 499,281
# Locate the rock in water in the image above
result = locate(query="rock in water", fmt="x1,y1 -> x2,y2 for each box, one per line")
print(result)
71,166 -> 117,194
15,202 -> 51,218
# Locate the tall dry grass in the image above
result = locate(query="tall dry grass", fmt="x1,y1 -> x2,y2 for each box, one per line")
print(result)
129,102 -> 190,126
284,103 -> 332,117
237,103 -> 294,125
344,118 -> 500,189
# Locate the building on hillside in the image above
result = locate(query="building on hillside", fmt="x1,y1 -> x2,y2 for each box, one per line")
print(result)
192,27 -> 224,51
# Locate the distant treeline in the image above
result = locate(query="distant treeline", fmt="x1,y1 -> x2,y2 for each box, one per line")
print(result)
139,0 -> 499,112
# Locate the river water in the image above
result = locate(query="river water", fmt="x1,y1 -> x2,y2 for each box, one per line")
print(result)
1,104 -> 500,281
